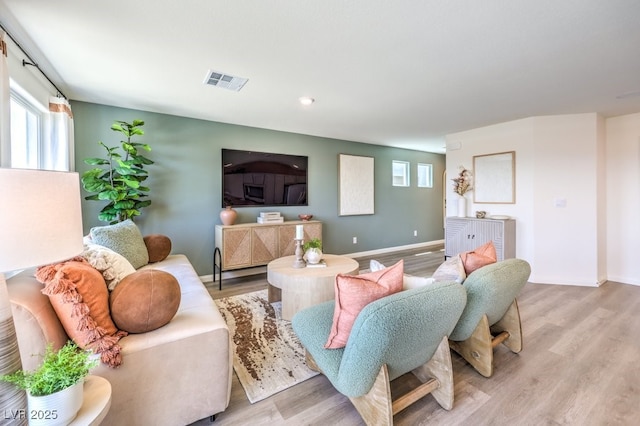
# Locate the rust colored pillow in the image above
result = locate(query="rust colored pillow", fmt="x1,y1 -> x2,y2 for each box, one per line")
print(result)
143,234 -> 172,263
110,269 -> 181,333
36,259 -> 127,368
460,241 -> 497,274
325,260 -> 404,349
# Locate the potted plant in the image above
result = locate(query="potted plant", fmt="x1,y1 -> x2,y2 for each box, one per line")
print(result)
303,238 -> 323,264
1,341 -> 98,426
81,119 -> 154,224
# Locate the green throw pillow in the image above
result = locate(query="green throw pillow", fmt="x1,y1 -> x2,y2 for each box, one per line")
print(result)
90,220 -> 149,269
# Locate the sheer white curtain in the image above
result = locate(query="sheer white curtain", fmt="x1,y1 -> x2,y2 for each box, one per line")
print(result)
46,96 -> 75,171
0,31 -> 10,167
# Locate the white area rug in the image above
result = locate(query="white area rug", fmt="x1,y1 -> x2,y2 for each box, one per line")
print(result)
214,290 -> 319,403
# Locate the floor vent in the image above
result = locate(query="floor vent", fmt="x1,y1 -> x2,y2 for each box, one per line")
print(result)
204,70 -> 248,91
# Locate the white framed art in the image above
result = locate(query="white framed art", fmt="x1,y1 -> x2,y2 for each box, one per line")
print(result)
338,154 -> 374,216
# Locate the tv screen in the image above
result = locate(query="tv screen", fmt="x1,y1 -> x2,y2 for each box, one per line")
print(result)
222,149 -> 308,207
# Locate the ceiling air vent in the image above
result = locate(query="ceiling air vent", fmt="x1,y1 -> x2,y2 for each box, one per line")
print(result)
203,70 -> 248,91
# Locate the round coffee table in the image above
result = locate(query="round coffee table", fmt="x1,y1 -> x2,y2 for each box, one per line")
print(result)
267,254 -> 359,320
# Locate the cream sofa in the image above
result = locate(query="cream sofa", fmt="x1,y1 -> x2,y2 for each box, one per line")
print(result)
7,254 -> 232,426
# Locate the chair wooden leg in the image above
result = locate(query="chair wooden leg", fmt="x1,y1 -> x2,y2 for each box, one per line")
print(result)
449,314 -> 494,377
349,337 -> 455,425
410,336 -> 455,410
490,299 -> 523,353
349,365 -> 393,426
305,350 -> 321,372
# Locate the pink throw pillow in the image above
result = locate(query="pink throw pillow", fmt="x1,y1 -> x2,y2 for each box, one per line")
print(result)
460,241 -> 497,274
324,260 -> 404,349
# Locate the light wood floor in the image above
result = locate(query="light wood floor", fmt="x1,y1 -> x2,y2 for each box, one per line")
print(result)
191,244 -> 640,426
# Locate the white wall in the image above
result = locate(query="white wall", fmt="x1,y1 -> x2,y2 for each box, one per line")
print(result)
605,113 -> 640,286
446,113 -> 605,286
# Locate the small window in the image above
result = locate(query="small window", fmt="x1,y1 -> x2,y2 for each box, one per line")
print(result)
10,91 -> 43,169
417,163 -> 433,188
392,160 -> 410,187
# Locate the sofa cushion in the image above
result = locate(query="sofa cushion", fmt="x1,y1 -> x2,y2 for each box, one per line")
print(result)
144,234 -> 172,263
36,259 -> 127,367
110,269 -> 181,333
432,254 -> 467,283
82,243 -> 136,290
325,260 -> 404,349
460,241 -> 497,274
90,219 -> 149,269
369,259 -> 434,290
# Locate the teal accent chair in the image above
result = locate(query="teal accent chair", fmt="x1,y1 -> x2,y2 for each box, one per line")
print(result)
449,258 -> 531,377
292,281 -> 467,426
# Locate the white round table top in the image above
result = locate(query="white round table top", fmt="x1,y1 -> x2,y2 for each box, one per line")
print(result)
267,254 -> 359,280
70,375 -> 111,426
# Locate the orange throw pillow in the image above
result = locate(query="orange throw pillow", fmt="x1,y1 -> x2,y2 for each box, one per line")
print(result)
460,241 -> 497,274
325,260 -> 404,349
36,259 -> 127,367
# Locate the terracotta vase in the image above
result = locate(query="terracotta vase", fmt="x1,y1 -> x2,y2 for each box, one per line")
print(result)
220,206 -> 238,225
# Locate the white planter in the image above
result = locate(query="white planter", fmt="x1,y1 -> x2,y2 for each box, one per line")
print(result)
28,380 -> 83,426
305,248 -> 323,264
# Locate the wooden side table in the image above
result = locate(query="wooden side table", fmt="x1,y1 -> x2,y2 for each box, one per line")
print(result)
267,254 -> 359,320
70,375 -> 111,426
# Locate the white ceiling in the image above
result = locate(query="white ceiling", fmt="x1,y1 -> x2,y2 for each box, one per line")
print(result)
2,0 -> 640,154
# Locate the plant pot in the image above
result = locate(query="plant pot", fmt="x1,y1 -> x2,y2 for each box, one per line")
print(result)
305,248 -> 323,264
28,380 -> 84,426
220,206 -> 238,225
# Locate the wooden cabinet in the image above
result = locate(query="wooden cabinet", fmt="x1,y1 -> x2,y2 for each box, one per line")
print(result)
444,217 -> 515,261
215,220 -> 322,270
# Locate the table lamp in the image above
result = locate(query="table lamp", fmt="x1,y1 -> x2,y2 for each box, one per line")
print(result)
0,168 -> 84,423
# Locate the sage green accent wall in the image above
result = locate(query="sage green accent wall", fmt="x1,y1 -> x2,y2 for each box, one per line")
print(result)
72,101 -> 445,275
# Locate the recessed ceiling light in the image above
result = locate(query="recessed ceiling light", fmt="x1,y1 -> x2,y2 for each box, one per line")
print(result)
299,97 -> 315,106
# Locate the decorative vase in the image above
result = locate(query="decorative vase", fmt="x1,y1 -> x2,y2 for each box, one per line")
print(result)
305,248 -> 323,264
28,380 -> 84,426
457,196 -> 467,218
220,206 -> 238,225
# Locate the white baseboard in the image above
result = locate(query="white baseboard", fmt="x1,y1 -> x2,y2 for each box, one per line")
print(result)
199,239 -> 444,283
344,239 -> 444,259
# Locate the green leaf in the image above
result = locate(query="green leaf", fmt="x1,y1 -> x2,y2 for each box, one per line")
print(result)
122,178 -> 140,189
84,158 -> 110,166
114,200 -> 135,209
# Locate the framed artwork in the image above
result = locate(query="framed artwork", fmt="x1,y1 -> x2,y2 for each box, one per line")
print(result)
473,151 -> 515,203
339,154 -> 374,215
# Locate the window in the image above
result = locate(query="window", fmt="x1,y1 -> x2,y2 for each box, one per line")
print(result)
417,163 -> 433,188
392,160 -> 410,187
10,90 -> 43,169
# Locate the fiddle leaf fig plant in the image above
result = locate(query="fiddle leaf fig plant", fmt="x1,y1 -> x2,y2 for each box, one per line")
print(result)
82,119 -> 154,224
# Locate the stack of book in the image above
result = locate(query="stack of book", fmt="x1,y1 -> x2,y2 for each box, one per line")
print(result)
257,211 -> 284,223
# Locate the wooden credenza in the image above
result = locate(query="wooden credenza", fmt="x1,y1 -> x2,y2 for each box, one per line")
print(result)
444,217 -> 515,261
215,220 -> 322,271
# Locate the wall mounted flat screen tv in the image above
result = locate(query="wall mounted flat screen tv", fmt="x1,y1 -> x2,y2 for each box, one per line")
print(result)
222,149 -> 308,207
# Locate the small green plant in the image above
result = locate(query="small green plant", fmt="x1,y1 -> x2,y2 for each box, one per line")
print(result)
82,119 -> 154,224
303,238 -> 322,251
0,342 -> 98,396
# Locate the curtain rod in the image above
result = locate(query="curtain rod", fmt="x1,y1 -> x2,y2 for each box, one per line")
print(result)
0,22 -> 68,100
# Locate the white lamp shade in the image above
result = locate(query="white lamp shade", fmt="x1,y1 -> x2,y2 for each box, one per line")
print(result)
0,168 -> 84,272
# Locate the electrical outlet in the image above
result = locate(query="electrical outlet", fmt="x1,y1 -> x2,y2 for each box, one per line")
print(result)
413,230 -> 417,236
352,237 -> 357,244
